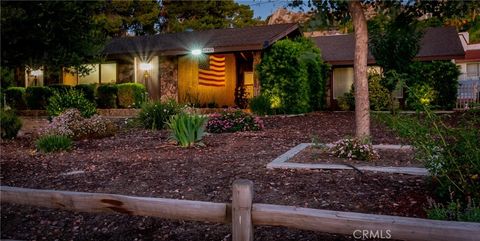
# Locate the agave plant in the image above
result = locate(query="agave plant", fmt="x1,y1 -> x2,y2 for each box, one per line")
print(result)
166,113 -> 207,147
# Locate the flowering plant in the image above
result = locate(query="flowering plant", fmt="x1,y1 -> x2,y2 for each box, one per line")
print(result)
41,109 -> 116,140
330,138 -> 379,161
206,109 -> 263,133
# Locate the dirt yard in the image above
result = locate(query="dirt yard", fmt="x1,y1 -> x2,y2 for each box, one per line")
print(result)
1,112 -> 432,241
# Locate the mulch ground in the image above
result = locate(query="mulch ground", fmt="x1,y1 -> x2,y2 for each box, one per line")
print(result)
1,112 -> 432,241
289,146 -> 422,167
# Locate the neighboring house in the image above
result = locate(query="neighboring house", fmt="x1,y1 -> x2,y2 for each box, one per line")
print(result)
312,27 -> 465,109
456,32 -> 480,108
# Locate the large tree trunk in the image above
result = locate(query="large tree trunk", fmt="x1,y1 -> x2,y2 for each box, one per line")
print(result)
348,0 -> 370,139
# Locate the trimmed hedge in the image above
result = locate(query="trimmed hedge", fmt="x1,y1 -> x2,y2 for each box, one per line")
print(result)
74,84 -> 96,103
117,83 -> 146,108
5,87 -> 27,110
96,84 -> 118,108
26,86 -> 52,110
48,84 -> 73,93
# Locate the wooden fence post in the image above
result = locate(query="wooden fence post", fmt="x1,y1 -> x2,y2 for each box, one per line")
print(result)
232,179 -> 254,241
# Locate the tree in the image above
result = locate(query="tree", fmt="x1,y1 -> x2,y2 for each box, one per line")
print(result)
160,0 -> 262,33
292,0 -> 374,138
1,1 -> 106,83
94,0 -> 162,37
348,0 -> 370,139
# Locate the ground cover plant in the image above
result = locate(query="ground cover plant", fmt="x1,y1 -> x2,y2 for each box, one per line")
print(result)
167,112 -> 207,147
205,109 -> 263,133
42,109 -> 116,140
35,134 -> 72,153
330,138 -> 380,161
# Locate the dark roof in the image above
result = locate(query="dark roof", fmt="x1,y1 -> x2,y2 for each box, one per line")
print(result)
312,27 -> 465,65
104,23 -> 300,56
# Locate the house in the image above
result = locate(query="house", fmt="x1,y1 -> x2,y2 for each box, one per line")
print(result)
312,27 -> 465,109
456,32 -> 480,107
55,23 -> 300,107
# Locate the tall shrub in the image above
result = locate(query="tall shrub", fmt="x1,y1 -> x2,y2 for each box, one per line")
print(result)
257,38 -> 328,114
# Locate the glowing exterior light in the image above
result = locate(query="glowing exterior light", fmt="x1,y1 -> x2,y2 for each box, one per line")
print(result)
139,62 -> 153,71
191,49 -> 202,55
31,69 -> 43,77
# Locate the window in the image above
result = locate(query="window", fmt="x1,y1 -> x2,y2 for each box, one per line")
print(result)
333,67 -> 354,99
466,63 -> 480,78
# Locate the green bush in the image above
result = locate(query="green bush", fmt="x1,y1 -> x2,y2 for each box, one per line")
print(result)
205,109 -> 263,133
4,87 -> 27,110
139,99 -> 182,130
74,84 -> 96,103
166,113 -> 207,147
36,135 -> 72,153
25,86 -> 52,110
116,83 -> 146,108
257,37 -> 329,114
47,89 -> 97,118
368,73 -> 392,111
0,109 -> 22,139
96,84 -> 118,108
406,84 -> 437,110
337,91 -> 355,111
407,61 -> 460,110
249,94 -> 273,115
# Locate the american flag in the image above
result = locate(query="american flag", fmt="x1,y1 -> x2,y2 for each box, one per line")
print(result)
198,55 -> 226,87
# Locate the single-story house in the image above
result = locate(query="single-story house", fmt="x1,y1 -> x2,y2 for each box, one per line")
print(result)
58,23 -> 300,107
313,26 -> 465,108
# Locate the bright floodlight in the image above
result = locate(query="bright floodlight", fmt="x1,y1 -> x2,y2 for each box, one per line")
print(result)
191,49 -> 202,55
139,62 -> 153,71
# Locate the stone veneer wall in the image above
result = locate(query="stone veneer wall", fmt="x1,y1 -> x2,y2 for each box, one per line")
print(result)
159,56 -> 179,101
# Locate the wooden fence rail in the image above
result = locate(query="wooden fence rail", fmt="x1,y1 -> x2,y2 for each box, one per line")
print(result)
2,180 -> 480,241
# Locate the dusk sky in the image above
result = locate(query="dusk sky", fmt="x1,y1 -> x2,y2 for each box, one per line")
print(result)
236,0 -> 307,19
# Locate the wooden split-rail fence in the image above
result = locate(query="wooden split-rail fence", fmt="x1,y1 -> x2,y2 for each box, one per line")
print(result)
1,180 -> 480,241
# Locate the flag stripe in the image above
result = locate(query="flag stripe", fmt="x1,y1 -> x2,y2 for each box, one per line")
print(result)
198,82 -> 226,87
199,72 -> 225,78
198,54 -> 226,87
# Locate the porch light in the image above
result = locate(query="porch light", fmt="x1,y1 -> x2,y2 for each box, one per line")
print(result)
139,62 -> 153,71
191,49 -> 202,55
31,69 -> 43,77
